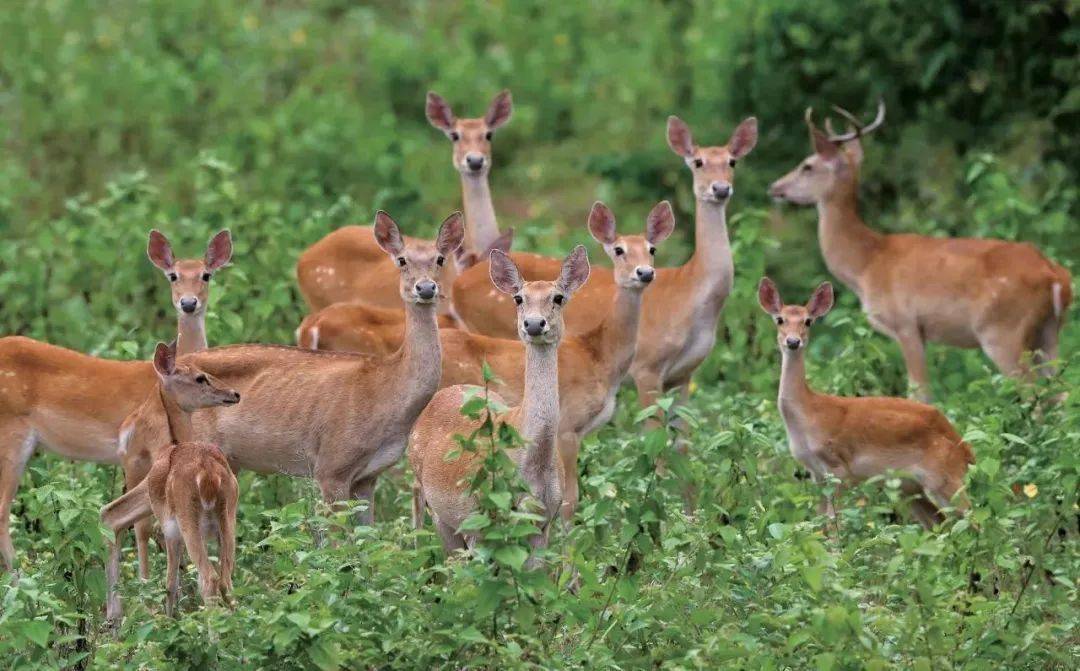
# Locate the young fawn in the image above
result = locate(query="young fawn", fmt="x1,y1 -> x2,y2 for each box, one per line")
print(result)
758,278 -> 974,528
769,102 -> 1071,400
0,229 -> 230,572
101,341 -> 240,620
295,90 -> 512,312
120,211 -> 463,547
409,247 -> 590,557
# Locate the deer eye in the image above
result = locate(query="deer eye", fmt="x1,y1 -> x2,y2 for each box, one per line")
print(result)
613,247 -> 624,256
449,131 -> 460,142
513,295 -> 523,305
397,257 -> 407,267
693,158 -> 704,168
485,131 -> 493,141
728,158 -> 737,167
775,316 -> 784,325
195,375 -> 207,384
201,272 -> 212,282
804,318 -> 813,326
168,273 -> 178,282
436,255 -> 445,267
801,163 -> 812,172
553,294 -> 564,305
648,246 -> 656,256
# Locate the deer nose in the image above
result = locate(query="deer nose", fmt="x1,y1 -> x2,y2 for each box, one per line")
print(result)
226,391 -> 241,404
768,181 -> 784,199
711,182 -> 732,199
465,154 -> 485,172
415,280 -> 437,301
785,337 -> 801,350
523,318 -> 547,337
179,297 -> 198,314
636,266 -> 655,283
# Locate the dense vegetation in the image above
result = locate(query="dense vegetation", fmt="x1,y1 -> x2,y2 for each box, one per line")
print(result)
0,1 -> 1076,668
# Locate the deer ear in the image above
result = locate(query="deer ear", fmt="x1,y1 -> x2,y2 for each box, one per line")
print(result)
486,227 -> 514,255
426,91 -> 456,132
557,245 -> 590,295
454,249 -> 478,270
666,116 -> 695,158
810,127 -> 839,160
373,211 -> 405,257
645,200 -> 675,244
153,340 -> 177,378
489,249 -> 523,295
204,230 -> 232,271
757,277 -> 782,315
147,230 -> 175,271
435,212 -> 465,256
587,202 -> 617,245
728,117 -> 758,159
806,282 -> 834,319
484,89 -> 513,129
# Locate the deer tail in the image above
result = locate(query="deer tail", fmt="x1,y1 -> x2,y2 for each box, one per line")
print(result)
196,471 -> 222,511
296,320 -> 319,349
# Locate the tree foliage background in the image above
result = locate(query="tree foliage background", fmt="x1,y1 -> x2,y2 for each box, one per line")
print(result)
0,1 -> 1076,668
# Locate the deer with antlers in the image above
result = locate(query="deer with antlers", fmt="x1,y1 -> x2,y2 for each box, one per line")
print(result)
0,230 -> 231,571
769,101 -> 1072,400
451,117 -> 757,417
102,341 -> 241,621
758,278 -> 973,527
409,246 -> 590,557
295,90 -> 514,313
119,212 -> 462,556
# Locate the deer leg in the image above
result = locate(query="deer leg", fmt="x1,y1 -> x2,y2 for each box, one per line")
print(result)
164,530 -> 183,617
122,451 -> 155,580
179,515 -> 219,607
411,482 -> 426,531
632,369 -> 664,429
0,423 -> 34,572
105,528 -> 126,626
980,331 -> 1030,380
557,432 -> 581,523
433,518 -> 466,554
891,328 -> 932,402
217,502 -> 236,604
349,476 -> 377,527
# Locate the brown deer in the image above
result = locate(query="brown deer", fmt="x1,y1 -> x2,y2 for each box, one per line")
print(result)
101,341 -> 240,621
758,277 -> 973,528
298,202 -> 673,518
0,230 -> 231,571
296,304 -> 458,354
409,246 -> 590,557
119,211 -> 463,565
295,90 -> 513,312
769,102 -> 1072,400
450,117 -> 758,420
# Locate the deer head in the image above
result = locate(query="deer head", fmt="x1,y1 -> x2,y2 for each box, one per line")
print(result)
152,341 -> 240,412
667,116 -> 758,204
758,278 -> 834,352
373,210 -> 465,305
768,100 -> 885,205
489,246 -> 590,346
587,200 -> 675,289
147,230 -> 232,317
426,90 -> 513,177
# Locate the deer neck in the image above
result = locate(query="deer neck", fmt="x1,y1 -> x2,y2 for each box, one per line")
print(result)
176,312 -> 208,356
778,348 -> 813,408
159,387 -> 194,445
584,282 -> 644,385
461,173 -> 499,256
686,199 -> 734,299
519,342 -> 560,473
817,178 -> 882,290
396,300 -> 442,403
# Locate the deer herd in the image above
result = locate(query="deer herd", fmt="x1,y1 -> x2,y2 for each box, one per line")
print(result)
0,90 -> 1071,623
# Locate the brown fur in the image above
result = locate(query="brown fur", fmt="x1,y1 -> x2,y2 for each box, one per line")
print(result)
0,232 -> 230,571
769,107 -> 1072,400
759,278 -> 973,528
296,91 -> 512,311
297,303 -> 458,354
409,247 -> 588,557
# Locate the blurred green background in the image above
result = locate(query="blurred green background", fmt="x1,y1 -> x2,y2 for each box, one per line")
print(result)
0,0 -> 1075,358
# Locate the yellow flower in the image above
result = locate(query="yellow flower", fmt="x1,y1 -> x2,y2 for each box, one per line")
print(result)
243,14 -> 258,31
689,380 -> 699,394
1023,483 -> 1038,498
291,28 -> 307,46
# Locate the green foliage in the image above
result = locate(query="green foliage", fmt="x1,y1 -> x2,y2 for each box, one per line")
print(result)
0,1 -> 1077,669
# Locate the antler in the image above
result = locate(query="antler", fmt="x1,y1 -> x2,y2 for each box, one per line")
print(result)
825,98 -> 885,142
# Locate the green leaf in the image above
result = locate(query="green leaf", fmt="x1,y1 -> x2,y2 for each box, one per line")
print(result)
493,546 -> 529,570
802,565 -> 823,592
458,514 -> 491,531
19,620 -> 51,648
487,491 -> 512,510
